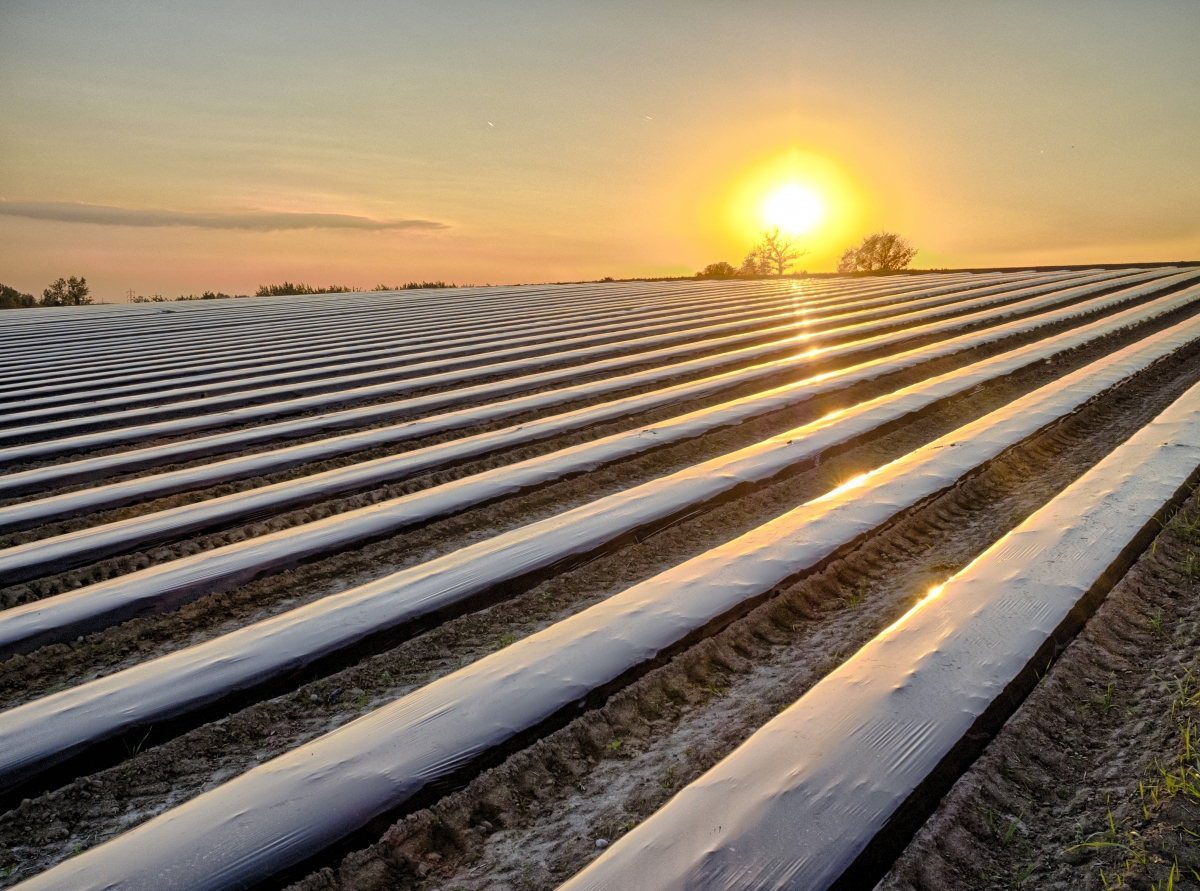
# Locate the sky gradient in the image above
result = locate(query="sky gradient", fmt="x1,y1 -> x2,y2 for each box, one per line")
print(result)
2,1 -> 1198,300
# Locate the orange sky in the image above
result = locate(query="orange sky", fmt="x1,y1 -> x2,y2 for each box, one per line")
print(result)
2,2 -> 1198,301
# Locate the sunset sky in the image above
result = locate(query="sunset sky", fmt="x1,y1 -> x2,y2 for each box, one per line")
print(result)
2,1 -> 1197,301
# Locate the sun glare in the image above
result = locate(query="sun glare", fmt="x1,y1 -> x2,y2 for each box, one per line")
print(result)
682,143 -> 866,269
763,184 -> 823,234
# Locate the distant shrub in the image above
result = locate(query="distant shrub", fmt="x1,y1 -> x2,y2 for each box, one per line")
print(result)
837,232 -> 918,273
131,294 -> 168,303
255,282 -> 357,296
0,283 -> 36,309
371,282 -> 454,291
176,291 -> 239,301
696,262 -> 738,279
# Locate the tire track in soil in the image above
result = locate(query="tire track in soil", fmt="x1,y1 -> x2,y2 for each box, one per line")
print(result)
3,325 -> 1200,888
2,305 -> 1190,709
877,492 -> 1200,890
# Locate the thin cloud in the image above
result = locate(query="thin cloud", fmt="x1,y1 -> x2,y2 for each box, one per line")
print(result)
0,200 -> 446,232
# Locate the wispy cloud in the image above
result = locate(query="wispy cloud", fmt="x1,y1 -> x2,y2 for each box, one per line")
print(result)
0,200 -> 446,232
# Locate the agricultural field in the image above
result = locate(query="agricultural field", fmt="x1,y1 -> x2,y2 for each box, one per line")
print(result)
2,268 -> 1200,890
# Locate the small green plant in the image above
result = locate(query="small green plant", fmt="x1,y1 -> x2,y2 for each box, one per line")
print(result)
1166,669 -> 1200,715
1152,860 -> 1179,891
1006,860 -> 1037,887
497,632 -> 517,649
1082,683 -> 1117,717
605,739 -> 623,752
355,692 -> 369,709
1150,611 -> 1166,637
660,766 -> 676,790
1174,510 -> 1200,542
1184,552 -> 1200,582
1003,814 -> 1022,845
122,726 -> 153,759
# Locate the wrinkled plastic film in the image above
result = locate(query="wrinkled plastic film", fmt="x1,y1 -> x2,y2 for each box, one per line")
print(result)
12,325 -> 1200,891
561,380 -> 1200,891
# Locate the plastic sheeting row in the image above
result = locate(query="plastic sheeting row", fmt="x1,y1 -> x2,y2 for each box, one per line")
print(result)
0,275 -> 965,396
7,275 -> 915,415
0,269 -> 1176,477
562,377 -> 1200,891
0,268 -> 1132,443
3,276 -> 1199,592
13,298 -> 1195,891
1,273 -> 1022,404
5,307 -> 1200,806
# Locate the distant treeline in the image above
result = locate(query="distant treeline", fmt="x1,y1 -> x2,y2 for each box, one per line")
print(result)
257,281 -> 455,296
133,281 -> 458,301
0,279 -> 466,307
1,277 -> 91,309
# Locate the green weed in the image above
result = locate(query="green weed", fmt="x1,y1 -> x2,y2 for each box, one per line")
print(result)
122,726 -> 153,759
1151,861 -> 1179,891
1149,612 -> 1166,637
1003,814 -> 1023,845
660,766 -> 676,790
1174,511 -> 1200,543
1184,552 -> 1200,583
1082,683 -> 1117,717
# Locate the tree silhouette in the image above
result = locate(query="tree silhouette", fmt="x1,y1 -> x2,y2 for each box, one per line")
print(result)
40,276 -> 91,306
837,232 -> 918,273
742,228 -> 806,277
0,284 -> 36,310
696,261 -> 738,279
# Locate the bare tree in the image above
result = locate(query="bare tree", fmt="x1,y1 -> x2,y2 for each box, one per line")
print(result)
742,228 -> 807,277
837,232 -> 918,274
40,276 -> 91,306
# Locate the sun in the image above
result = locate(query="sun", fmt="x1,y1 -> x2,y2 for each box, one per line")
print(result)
763,183 -> 824,235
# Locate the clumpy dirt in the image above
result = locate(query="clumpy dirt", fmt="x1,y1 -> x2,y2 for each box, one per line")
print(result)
878,494 -> 1200,891
280,340 -> 1200,891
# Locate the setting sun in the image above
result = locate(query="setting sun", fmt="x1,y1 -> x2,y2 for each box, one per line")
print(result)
682,143 -> 868,270
763,184 -> 824,234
